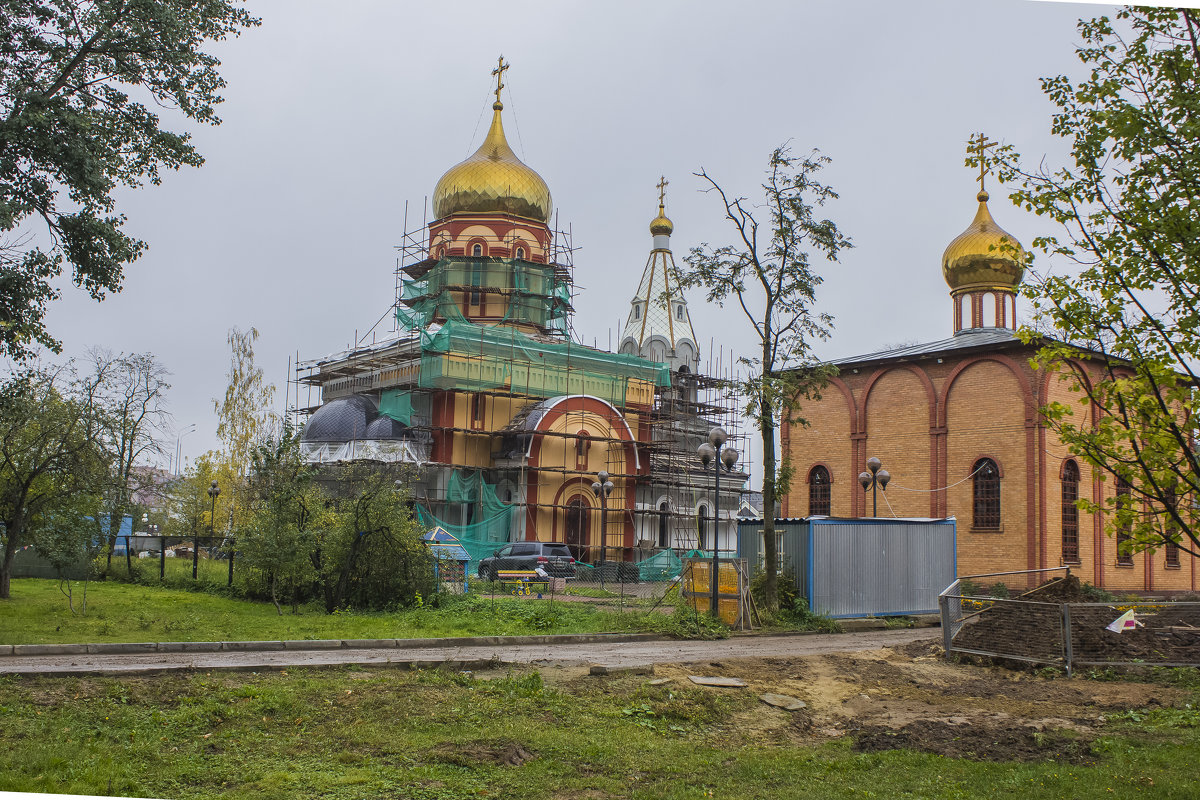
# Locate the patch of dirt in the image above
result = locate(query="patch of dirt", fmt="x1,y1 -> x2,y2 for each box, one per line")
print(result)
853,719 -> 1097,763
588,640 -> 1192,762
429,740 -> 536,767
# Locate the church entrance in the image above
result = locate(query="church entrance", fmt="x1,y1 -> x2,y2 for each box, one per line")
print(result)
564,497 -> 590,561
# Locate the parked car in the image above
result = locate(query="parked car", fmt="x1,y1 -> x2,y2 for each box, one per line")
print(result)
477,542 -> 576,580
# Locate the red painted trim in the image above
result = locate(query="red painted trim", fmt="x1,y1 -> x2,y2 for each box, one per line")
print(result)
430,391 -> 453,463
939,353 -> 1036,428
1093,471 -> 1104,587
551,479 -> 594,545
1038,422 -> 1047,571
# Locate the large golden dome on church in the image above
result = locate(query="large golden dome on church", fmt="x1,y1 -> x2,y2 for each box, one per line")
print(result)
432,101 -> 553,223
942,191 -> 1026,292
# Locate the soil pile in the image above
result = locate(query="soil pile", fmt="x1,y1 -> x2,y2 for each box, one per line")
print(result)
853,719 -> 1097,763
952,576 -> 1200,665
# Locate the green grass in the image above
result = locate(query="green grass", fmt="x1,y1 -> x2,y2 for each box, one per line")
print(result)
0,666 -> 1197,799
0,578 -> 724,644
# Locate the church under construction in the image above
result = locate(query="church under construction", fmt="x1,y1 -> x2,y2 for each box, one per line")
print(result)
291,59 -> 747,564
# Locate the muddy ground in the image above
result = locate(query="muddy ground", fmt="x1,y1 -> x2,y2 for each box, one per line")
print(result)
537,638 -> 1194,764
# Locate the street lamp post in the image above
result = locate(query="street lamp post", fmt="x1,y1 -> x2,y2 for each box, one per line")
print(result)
591,471 -> 614,590
858,457 -> 891,517
202,480 -> 219,580
698,426 -> 739,617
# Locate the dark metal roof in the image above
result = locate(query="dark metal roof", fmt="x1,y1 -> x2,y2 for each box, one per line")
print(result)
831,328 -> 1022,367
301,395 -> 377,442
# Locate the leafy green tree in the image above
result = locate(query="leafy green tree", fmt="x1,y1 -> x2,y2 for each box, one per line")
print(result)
0,0 -> 258,361
680,145 -> 849,610
0,363 -> 107,598
985,7 -> 1200,559
214,326 -> 277,535
313,467 -> 435,613
31,489 -> 105,613
239,423 -> 324,614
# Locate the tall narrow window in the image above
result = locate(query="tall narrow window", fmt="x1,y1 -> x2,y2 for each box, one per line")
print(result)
515,246 -> 525,259
697,505 -> 711,551
973,458 -> 1001,529
1061,460 -> 1080,563
574,430 -> 590,471
470,393 -> 484,430
471,243 -> 483,257
1116,476 -> 1133,565
809,465 -> 831,516
657,501 -> 671,548
1164,486 -> 1181,568
676,304 -> 684,320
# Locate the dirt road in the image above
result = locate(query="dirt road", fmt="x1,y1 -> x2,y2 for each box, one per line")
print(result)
0,629 -> 933,676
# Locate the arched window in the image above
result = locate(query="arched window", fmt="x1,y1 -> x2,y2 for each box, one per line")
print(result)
1165,487 -> 1181,568
676,304 -> 684,320
973,458 -> 1000,529
472,243 -> 483,257
982,292 -> 997,327
1061,460 -> 1080,563
1116,476 -> 1133,565
515,246 -> 525,259
633,304 -> 641,319
809,465 -> 831,516
657,501 -> 670,548
437,246 -> 447,259
565,498 -> 589,561
574,429 -> 590,470
697,504 -> 711,551
959,295 -> 970,331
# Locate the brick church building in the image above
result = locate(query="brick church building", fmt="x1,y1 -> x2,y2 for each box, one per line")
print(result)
781,183 -> 1195,594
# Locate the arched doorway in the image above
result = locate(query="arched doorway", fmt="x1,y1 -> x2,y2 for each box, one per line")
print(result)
564,497 -> 590,561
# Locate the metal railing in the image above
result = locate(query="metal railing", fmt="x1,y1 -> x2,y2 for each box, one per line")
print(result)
939,568 -> 1200,675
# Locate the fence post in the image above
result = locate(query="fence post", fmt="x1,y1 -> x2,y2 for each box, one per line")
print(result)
228,539 -> 234,587
1061,603 -> 1074,677
939,593 -> 952,654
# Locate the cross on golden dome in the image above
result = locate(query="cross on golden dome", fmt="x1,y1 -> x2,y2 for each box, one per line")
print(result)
970,132 -> 997,197
657,176 -> 669,208
492,55 -> 509,106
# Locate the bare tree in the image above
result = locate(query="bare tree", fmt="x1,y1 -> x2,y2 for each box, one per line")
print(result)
680,145 -> 850,610
91,350 -> 171,572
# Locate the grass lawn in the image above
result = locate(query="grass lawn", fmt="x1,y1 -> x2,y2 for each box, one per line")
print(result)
0,665 -> 1197,799
0,578 -> 710,645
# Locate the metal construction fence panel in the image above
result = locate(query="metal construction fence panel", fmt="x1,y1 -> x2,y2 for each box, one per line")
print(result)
939,568 -> 1200,674
810,519 -> 956,618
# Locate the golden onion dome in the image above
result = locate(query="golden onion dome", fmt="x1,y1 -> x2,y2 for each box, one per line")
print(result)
650,200 -> 673,236
942,190 -> 1026,292
432,101 -> 552,223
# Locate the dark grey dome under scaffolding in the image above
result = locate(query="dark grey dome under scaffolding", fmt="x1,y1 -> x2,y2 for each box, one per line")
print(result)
301,395 -> 378,443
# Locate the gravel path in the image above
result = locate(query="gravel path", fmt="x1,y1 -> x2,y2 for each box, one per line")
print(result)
0,629 -> 934,676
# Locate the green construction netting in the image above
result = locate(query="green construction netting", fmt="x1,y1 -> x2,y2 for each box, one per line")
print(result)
415,469 -> 513,550
398,257 -> 570,335
637,548 -> 683,580
417,320 -> 669,408
378,389 -> 431,426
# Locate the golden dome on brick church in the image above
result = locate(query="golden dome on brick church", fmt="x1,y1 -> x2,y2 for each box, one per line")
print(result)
432,100 -> 553,223
941,190 -> 1026,293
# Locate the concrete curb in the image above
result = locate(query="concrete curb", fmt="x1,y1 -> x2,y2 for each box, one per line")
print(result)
0,631 -> 666,657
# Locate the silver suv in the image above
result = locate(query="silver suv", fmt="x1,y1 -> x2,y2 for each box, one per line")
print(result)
477,542 -> 576,580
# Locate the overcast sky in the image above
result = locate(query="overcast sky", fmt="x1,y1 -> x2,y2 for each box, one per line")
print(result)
36,0 -> 1165,483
